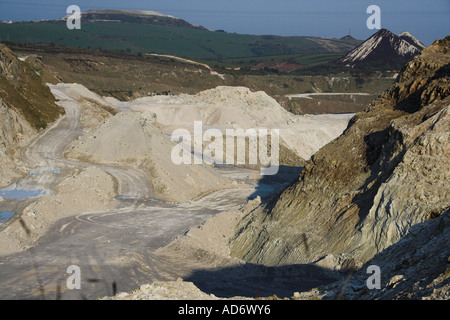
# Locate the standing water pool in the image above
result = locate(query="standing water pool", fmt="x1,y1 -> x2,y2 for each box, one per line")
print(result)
0,212 -> 15,223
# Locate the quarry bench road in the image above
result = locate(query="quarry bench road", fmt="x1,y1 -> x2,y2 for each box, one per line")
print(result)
0,85 -> 288,299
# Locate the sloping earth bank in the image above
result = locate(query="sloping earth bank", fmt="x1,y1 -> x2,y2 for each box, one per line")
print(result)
0,82 -> 351,299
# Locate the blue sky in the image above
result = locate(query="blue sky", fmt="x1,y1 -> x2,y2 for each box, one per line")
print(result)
0,0 -> 448,45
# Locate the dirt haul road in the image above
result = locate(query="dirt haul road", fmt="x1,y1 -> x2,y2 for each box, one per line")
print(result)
0,85 -> 295,299
20,88 -> 153,199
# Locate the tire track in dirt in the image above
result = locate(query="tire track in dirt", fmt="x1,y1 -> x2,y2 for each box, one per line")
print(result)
0,85 -> 286,300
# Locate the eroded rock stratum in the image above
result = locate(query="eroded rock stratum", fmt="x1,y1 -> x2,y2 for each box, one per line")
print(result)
230,37 -> 450,272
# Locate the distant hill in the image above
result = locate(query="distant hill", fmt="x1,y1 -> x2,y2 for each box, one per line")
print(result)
62,9 -> 208,31
337,29 -> 426,69
340,35 -> 357,41
398,31 -> 426,50
0,9 -> 362,60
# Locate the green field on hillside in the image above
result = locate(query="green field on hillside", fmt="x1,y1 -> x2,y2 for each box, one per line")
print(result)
204,52 -> 344,69
0,21 -> 358,60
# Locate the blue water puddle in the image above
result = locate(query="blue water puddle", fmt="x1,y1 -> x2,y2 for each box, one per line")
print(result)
0,167 -> 56,199
117,196 -> 136,200
0,211 -> 15,223
117,196 -> 159,202
0,183 -> 48,199
27,167 -> 59,177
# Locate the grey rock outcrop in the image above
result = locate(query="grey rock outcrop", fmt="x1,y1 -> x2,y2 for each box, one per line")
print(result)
314,208 -> 449,300
229,37 -> 450,270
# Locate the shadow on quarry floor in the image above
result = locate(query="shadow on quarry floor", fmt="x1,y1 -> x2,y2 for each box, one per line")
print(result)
184,262 -> 342,299
247,165 -> 303,203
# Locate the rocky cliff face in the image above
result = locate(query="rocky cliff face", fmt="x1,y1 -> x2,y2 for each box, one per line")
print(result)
230,37 -> 450,268
329,207 -> 449,300
0,98 -> 33,187
0,44 -> 64,187
0,44 -> 64,129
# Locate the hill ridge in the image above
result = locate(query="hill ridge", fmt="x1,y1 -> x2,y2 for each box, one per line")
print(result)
338,28 -> 425,68
0,10 -> 362,60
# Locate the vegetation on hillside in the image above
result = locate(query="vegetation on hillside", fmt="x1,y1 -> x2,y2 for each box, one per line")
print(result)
0,44 -> 64,129
0,21 -> 360,60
